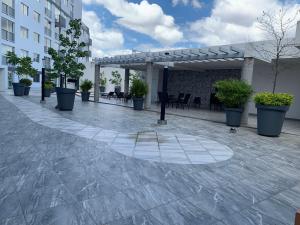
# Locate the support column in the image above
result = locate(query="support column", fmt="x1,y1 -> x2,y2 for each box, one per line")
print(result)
94,63 -> 100,102
124,68 -> 130,94
241,57 -> 254,125
145,62 -> 153,109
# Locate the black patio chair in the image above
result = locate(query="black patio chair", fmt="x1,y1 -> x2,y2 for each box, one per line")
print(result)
107,92 -> 115,99
124,93 -> 132,102
210,93 -> 222,111
193,97 -> 201,108
177,94 -> 191,109
170,93 -> 184,108
116,92 -> 124,101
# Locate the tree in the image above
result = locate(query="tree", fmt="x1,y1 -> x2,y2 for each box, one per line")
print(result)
255,8 -> 300,93
109,71 -> 122,86
48,19 -> 88,88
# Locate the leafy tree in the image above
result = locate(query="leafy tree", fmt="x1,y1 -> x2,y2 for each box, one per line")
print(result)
48,19 -> 88,88
109,71 -> 122,86
100,71 -> 107,86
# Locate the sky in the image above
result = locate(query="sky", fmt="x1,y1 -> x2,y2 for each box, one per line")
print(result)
82,0 -> 300,58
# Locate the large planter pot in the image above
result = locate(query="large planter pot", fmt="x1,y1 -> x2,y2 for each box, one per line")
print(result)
225,108 -> 243,127
256,104 -> 289,137
81,92 -> 90,102
56,87 -> 76,111
12,83 -> 25,96
24,86 -> 31,96
133,97 -> 144,110
100,86 -> 106,93
114,86 -> 121,93
44,89 -> 51,97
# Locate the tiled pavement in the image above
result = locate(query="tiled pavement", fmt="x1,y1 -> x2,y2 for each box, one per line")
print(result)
0,92 -> 300,225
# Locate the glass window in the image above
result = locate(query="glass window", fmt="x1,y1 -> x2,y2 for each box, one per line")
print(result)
20,49 -> 28,57
33,32 -> 40,43
1,44 -> 14,65
33,53 -> 40,63
3,0 -> 14,7
33,11 -> 40,22
2,0 -> 15,17
44,19 -> 51,37
1,17 -> 14,42
44,37 -> 51,53
20,26 -> 28,39
21,3 -> 28,16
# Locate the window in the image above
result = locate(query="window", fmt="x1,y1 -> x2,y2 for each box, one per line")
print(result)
33,11 -> 40,22
33,32 -> 40,43
1,44 -> 14,65
20,49 -> 28,57
2,0 -> 15,18
64,0 -> 69,5
44,37 -> 51,53
1,17 -> 14,42
33,53 -> 40,63
21,3 -> 28,16
44,19 -> 51,36
33,73 -> 40,82
20,26 -> 28,39
45,0 -> 52,18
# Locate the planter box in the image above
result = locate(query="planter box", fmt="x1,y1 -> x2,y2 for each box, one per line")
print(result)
256,104 -> 289,137
81,92 -> 90,102
56,87 -> 76,111
24,86 -> 31,96
44,89 -> 51,97
12,83 -> 25,96
100,86 -> 106,93
225,108 -> 243,127
133,97 -> 144,110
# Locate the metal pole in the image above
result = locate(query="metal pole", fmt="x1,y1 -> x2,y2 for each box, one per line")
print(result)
158,66 -> 168,125
41,68 -> 45,103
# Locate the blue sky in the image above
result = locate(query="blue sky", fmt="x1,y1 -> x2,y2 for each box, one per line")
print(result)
82,0 -> 300,57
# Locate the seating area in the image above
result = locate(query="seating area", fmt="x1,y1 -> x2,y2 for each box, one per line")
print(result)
101,91 -> 132,102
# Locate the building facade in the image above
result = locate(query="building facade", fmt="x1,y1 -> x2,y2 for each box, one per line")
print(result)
0,0 -> 91,91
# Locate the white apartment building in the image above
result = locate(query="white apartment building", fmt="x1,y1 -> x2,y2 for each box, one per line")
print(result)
0,0 -> 91,91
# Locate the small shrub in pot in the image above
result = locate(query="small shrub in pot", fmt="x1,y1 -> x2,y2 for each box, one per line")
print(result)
44,81 -> 54,97
20,78 -> 33,96
130,78 -> 148,110
254,92 -> 293,136
80,79 -> 93,102
215,79 -> 253,127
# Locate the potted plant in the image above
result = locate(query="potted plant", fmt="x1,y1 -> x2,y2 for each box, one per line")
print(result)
48,19 -> 88,111
130,78 -> 148,110
44,81 -> 54,97
100,72 -> 107,93
215,79 -> 253,127
80,79 -> 93,102
254,92 -> 293,136
109,70 -> 122,93
19,78 -> 32,96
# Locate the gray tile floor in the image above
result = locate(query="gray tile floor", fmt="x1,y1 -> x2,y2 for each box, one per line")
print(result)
1,92 -> 300,225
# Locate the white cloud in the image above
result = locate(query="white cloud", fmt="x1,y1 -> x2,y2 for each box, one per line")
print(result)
172,0 -> 202,8
82,10 -> 124,57
188,0 -> 300,46
83,0 -> 183,45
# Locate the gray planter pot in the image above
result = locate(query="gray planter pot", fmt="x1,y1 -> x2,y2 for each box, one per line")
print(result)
225,108 -> 243,127
100,86 -> 106,93
24,86 -> 31,96
256,104 -> 289,137
133,97 -> 144,110
56,87 -> 76,111
81,92 -> 90,102
44,89 -> 51,97
12,83 -> 25,96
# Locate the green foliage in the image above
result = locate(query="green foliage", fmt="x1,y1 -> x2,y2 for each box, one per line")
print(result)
214,79 -> 253,108
19,78 -> 32,87
130,77 -> 148,98
100,72 -> 107,86
254,92 -> 294,106
109,71 -> 122,86
47,19 -> 88,87
80,79 -> 93,92
5,52 -> 37,79
44,81 -> 54,90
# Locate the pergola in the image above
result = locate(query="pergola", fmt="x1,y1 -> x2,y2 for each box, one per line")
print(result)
93,46 -> 257,124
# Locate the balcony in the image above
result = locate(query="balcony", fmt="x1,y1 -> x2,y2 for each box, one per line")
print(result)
45,8 -> 52,18
55,15 -> 66,28
2,3 -> 15,18
1,30 -> 14,42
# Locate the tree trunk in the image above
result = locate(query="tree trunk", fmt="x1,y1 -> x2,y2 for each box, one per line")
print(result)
272,58 -> 279,94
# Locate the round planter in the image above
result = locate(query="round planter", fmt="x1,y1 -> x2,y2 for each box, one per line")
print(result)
81,92 -> 90,102
133,97 -> 144,110
24,86 -> 31,96
44,89 -> 51,97
55,87 -> 76,111
256,104 -> 289,137
100,86 -> 106,93
12,83 -> 25,96
225,108 -> 243,127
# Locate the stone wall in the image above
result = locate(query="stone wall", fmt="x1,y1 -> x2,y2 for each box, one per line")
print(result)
167,69 -> 241,106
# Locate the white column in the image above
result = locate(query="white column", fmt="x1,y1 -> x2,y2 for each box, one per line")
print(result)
241,57 -> 255,125
94,64 -> 100,102
145,62 -> 153,109
124,68 -> 130,94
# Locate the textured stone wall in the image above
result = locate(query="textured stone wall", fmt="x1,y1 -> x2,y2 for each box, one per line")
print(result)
167,69 -> 241,106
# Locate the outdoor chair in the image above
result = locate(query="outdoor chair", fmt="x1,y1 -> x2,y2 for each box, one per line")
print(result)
210,93 -> 222,111
170,93 -> 184,108
116,92 -> 125,101
193,97 -> 201,108
124,93 -> 132,102
177,94 -> 191,109
107,92 -> 115,99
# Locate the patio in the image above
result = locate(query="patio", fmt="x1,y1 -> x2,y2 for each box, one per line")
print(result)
1,92 -> 300,225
